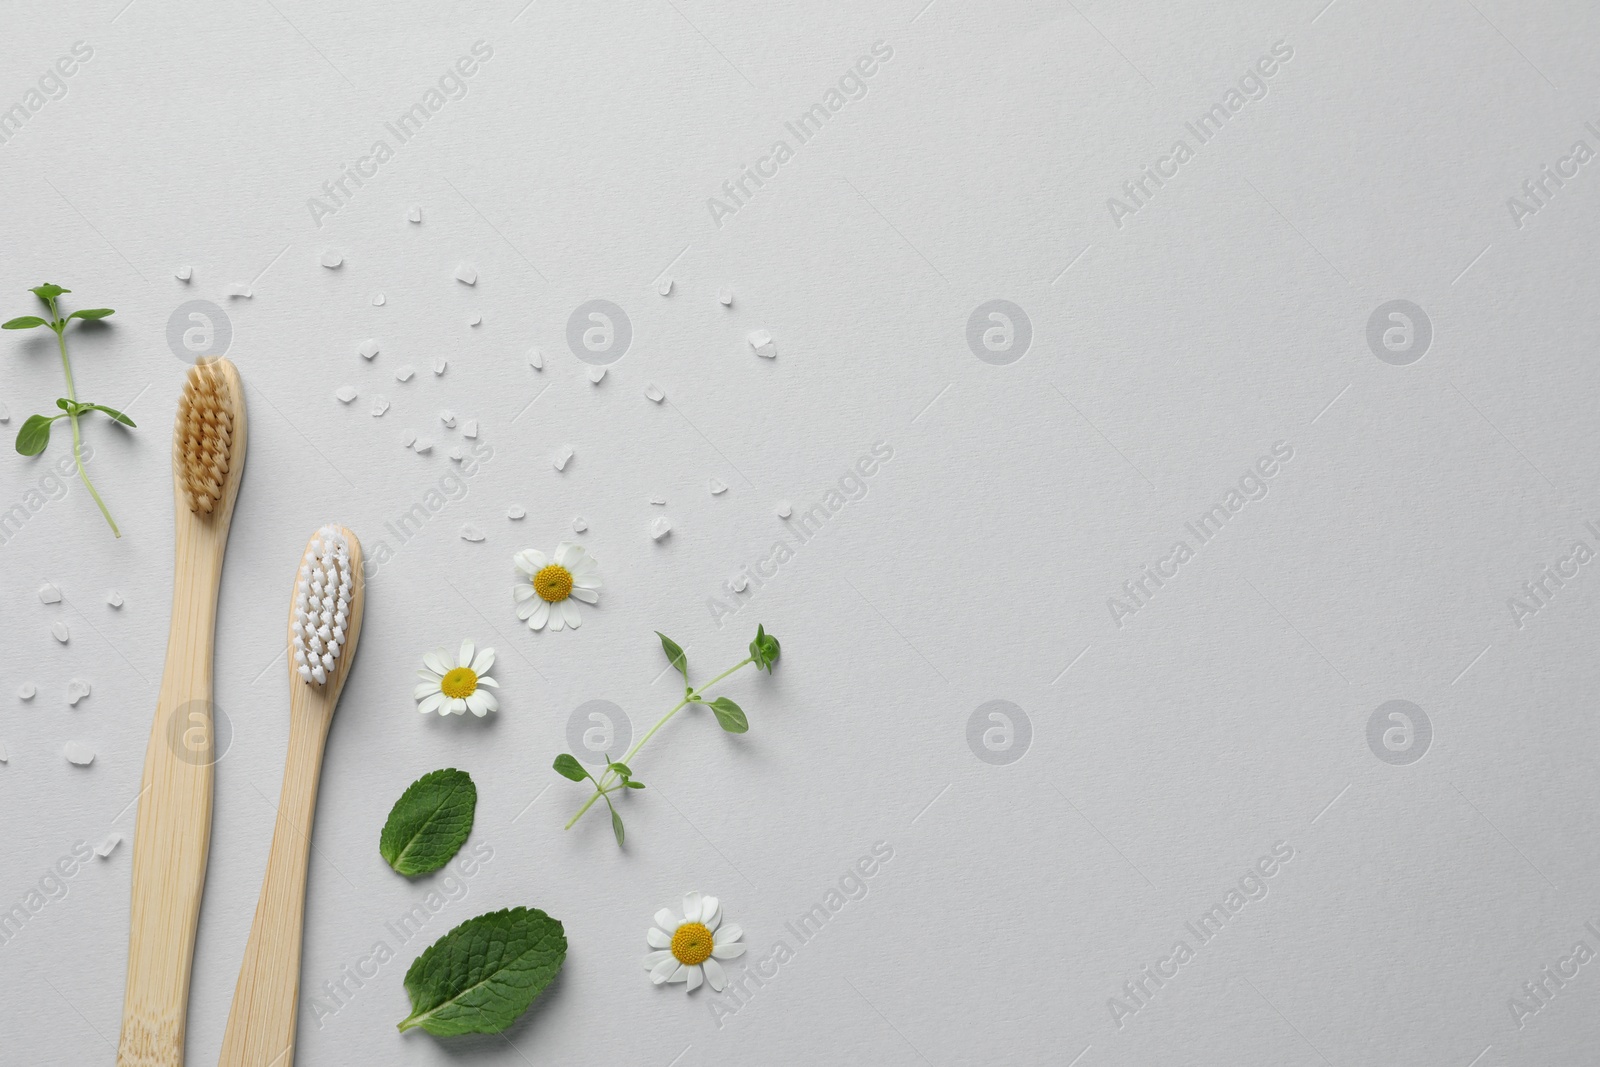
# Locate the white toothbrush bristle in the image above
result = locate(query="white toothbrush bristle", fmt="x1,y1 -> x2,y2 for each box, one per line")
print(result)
292,525 -> 352,687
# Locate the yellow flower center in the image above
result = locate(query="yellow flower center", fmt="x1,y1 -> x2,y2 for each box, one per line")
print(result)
671,922 -> 714,966
440,667 -> 478,699
534,563 -> 573,603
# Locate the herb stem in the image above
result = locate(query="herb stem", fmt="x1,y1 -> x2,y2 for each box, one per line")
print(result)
563,655 -> 755,830
49,296 -> 118,537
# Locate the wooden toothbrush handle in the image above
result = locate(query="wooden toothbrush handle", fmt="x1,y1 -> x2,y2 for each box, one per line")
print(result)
216,714 -> 331,1067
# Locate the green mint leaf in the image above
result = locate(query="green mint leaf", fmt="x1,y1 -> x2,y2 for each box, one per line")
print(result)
749,624 -> 781,673
709,696 -> 748,733
397,906 -> 567,1036
655,631 -> 688,683
29,284 -> 68,302
16,415 -> 53,456
67,308 -> 114,321
552,753 -> 589,782
378,768 -> 478,877
611,805 -> 625,846
86,404 -> 135,427
2,316 -> 47,330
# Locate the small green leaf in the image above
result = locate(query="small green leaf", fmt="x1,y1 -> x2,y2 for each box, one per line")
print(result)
67,308 -> 114,321
28,284 -> 68,302
749,624 -> 781,673
656,631 -> 688,683
552,753 -> 589,782
2,316 -> 47,330
607,760 -> 631,778
625,780 -> 645,789
397,906 -> 567,1036
611,805 -> 625,846
379,768 -> 478,877
709,696 -> 748,733
16,415 -> 54,456
86,404 -> 135,427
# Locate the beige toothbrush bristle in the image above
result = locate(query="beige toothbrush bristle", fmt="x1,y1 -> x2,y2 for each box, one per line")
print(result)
176,361 -> 235,515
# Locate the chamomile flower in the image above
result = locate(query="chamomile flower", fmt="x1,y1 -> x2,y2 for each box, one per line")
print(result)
414,639 -> 499,716
514,542 -> 601,631
643,891 -> 745,993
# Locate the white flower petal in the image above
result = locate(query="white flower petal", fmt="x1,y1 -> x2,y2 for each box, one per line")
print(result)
555,542 -> 580,569
423,651 -> 451,675
655,909 -> 679,932
647,927 -> 671,949
650,957 -> 681,984
703,957 -> 726,992
417,667 -> 444,682
450,697 -> 467,714
466,691 -> 492,716
685,964 -> 703,992
414,681 -> 441,700
475,675 -> 500,688
701,897 -> 720,930
514,583 -> 535,602
548,607 -> 566,632
666,963 -> 691,984
573,574 -> 603,590
561,599 -> 582,628
683,892 -> 703,924
458,638 -> 475,668
643,949 -> 672,969
516,598 -> 537,621
517,549 -> 548,573
419,693 -> 445,715
570,586 -> 599,604
716,923 -> 743,945
527,601 -> 550,630
712,942 -> 746,959
471,647 -> 495,674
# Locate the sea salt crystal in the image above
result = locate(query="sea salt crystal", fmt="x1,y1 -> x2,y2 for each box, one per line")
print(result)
320,250 -> 343,269
572,516 -> 588,532
467,314 -> 482,327
370,396 -> 389,417
777,501 -> 792,518
449,446 -> 465,461
455,263 -> 478,286
17,683 -> 35,700
748,329 -> 777,358
408,206 -> 423,223
0,741 -> 7,763
732,575 -> 749,592
227,284 -> 252,299
433,358 -> 447,376
460,524 -> 485,542
553,445 -> 573,471
588,366 -> 606,384
359,338 -> 379,359
106,590 -> 123,608
718,288 -> 733,306
439,410 -> 457,427
645,384 -> 664,403
372,293 -> 386,306
651,516 -> 673,541
462,419 -> 478,439
51,621 -> 68,644
402,429 -> 417,448
64,741 -> 94,766
709,478 -> 727,495
649,495 -> 666,506
0,401 -> 9,423
413,437 -> 434,454
335,385 -> 357,403
658,278 -> 673,296
175,265 -> 193,281
38,582 -> 61,604
526,347 -> 544,370
395,365 -> 415,382
65,679 -> 90,706
507,505 -> 525,520
94,833 -> 122,858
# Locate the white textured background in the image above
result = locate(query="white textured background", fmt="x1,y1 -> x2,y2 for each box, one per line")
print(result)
2,1 -> 1599,1064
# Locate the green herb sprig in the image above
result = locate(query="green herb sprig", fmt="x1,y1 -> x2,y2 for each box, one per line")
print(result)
554,624 -> 781,846
4,284 -> 130,536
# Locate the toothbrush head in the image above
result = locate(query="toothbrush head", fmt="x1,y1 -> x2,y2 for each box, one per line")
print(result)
292,525 -> 356,687
174,358 -> 244,516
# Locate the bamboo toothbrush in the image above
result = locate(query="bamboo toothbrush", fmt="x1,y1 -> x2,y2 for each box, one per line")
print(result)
218,524 -> 365,1067
119,358 -> 248,1067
